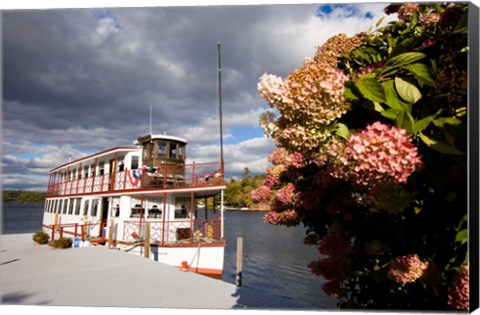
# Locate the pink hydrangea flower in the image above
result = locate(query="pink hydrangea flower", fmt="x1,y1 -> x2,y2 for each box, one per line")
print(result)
268,148 -> 304,168
333,122 -> 423,186
397,3 -> 421,22
448,265 -> 469,311
389,254 -> 429,284
318,235 -> 352,258
263,211 -> 282,225
274,183 -> 297,207
296,188 -> 324,211
250,185 -> 272,203
263,209 -> 299,227
264,173 -> 280,189
282,59 -> 350,126
322,280 -> 345,298
308,257 -> 350,280
258,73 -> 289,106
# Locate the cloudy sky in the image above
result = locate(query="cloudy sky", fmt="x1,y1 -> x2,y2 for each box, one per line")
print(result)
2,1 -> 397,191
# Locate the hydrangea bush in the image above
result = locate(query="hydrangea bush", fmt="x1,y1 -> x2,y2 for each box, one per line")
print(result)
253,3 -> 469,310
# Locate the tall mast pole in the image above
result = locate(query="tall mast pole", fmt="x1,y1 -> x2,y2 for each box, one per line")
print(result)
217,42 -> 225,240
217,42 -> 224,163
149,104 -> 152,135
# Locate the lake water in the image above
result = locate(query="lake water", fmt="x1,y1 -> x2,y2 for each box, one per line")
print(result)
1,203 -> 336,309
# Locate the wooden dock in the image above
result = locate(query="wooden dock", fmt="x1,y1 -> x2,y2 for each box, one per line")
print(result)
0,233 -> 311,310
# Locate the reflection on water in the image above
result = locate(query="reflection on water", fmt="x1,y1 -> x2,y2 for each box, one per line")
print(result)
222,210 -> 336,309
2,204 -> 336,309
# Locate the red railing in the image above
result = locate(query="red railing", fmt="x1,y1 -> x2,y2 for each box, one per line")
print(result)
43,221 -> 105,242
46,161 -> 224,197
123,218 -> 222,245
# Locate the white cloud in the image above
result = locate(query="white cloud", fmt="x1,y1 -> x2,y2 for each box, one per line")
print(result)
188,135 -> 275,176
91,16 -> 121,45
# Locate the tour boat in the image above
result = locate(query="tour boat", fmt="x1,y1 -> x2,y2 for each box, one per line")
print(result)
42,43 -> 227,278
42,133 -> 226,278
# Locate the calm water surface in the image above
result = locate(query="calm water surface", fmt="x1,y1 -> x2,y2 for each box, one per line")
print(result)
1,203 -> 335,309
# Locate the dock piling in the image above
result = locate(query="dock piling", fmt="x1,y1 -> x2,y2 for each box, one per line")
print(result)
236,237 -> 243,286
144,223 -> 151,258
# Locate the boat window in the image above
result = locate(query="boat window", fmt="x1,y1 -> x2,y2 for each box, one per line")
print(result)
91,199 -> 99,217
44,200 -> 50,213
143,145 -> 149,160
68,198 -> 74,215
179,145 -> 185,160
62,199 -> 68,214
130,204 -> 143,218
174,197 -> 190,219
49,200 -> 54,213
169,142 -> 177,159
54,199 -> 59,214
131,156 -> 139,170
84,166 -> 89,178
158,141 -> 167,157
99,162 -> 105,176
145,142 -> 154,160
74,198 -> 81,215
83,200 -> 90,216
118,157 -> 125,172
147,204 -> 162,218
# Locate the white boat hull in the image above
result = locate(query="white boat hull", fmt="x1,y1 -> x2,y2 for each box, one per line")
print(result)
118,243 -> 225,277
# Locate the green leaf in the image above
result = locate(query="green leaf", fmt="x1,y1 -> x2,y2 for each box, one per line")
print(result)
376,16 -> 385,28
395,110 -> 414,132
354,76 -> 386,103
455,229 -> 468,245
381,80 -> 411,112
335,123 -> 350,140
404,112 -> 415,133
419,132 -> 466,155
413,115 -> 436,134
384,52 -> 427,68
344,82 -> 360,101
402,63 -> 435,87
380,109 -> 397,121
395,77 -> 422,104
412,110 -> 443,134
432,117 -> 463,128
373,102 -> 385,113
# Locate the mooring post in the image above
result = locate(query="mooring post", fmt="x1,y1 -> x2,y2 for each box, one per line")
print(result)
236,237 -> 243,286
144,222 -> 151,259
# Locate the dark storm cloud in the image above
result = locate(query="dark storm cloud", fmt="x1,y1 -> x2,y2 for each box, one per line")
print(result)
3,5 -> 320,134
2,3 -> 392,189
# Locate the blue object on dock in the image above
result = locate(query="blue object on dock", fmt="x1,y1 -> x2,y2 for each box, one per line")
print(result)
73,237 -> 81,248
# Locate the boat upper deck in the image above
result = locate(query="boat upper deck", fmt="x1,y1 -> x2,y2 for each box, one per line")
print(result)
47,161 -> 224,197
46,146 -> 225,197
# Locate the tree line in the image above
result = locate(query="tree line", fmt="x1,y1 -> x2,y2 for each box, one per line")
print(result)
3,190 -> 46,203
223,167 -> 266,209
